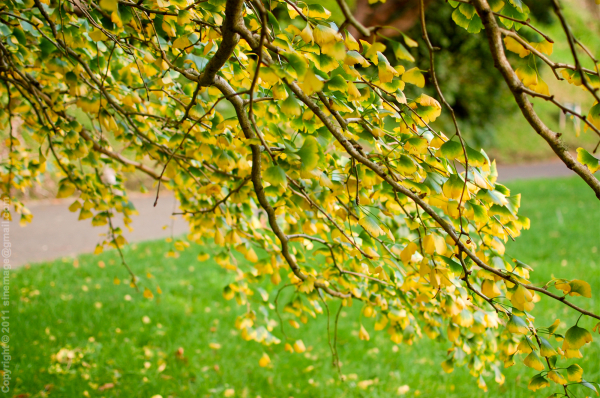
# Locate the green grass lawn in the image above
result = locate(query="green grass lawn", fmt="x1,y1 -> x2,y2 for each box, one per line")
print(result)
12,177 -> 600,398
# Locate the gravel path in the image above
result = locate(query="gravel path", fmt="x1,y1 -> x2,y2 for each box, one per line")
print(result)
6,160 -> 577,267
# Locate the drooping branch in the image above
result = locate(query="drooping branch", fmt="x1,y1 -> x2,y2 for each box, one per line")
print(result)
472,0 -> 600,199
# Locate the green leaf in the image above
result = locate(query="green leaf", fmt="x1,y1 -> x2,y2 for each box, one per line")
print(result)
396,154 -> 417,174
539,337 -> 557,357
405,136 -> 428,154
581,380 -> 598,395
297,136 -> 320,173
358,215 -> 385,237
326,75 -> 348,92
567,364 -> 583,382
466,146 -> 488,167
439,140 -> 463,160
506,314 -> 529,334
527,374 -> 549,391
452,8 -> 484,33
56,179 -> 76,198
576,147 -> 600,173
264,165 -> 287,188
508,0 -> 529,13
563,325 -> 593,350
286,52 -> 307,78
280,96 -> 301,117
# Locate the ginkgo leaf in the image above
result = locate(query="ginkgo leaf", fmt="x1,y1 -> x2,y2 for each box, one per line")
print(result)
532,40 -> 553,55
264,165 -> 287,188
99,0 -> 118,12
344,50 -> 370,67
563,325 -> 593,350
482,280 -> 501,299
345,31 -> 359,51
404,136 -> 428,154
286,52 -> 308,78
441,358 -> 454,373
523,350 -> 545,371
452,8 -> 484,33
363,40 -> 386,63
89,28 -> 108,42
529,78 -> 550,96
314,24 -> 341,46
515,66 -> 538,87
588,102 -> 600,131
377,52 -> 399,84
297,136 -> 320,172
402,67 -> 425,87
466,146 -> 488,167
527,374 -> 549,391
443,175 -> 466,201
567,364 -> 583,382
359,215 -> 385,237
391,40 -> 415,62
548,370 -> 567,385
539,337 -> 557,357
518,335 -> 534,353
56,180 -> 76,198
507,314 -> 529,334
396,154 -> 417,174
577,147 -> 600,174
173,35 -> 191,49
440,140 -> 463,160
272,83 -> 288,100
504,36 -> 530,58
280,96 -> 301,117
300,68 -> 324,95
400,242 -> 418,264
511,284 -> 534,312
326,75 -> 348,92
300,23 -> 314,44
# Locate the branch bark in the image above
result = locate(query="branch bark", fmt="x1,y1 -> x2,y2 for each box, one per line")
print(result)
472,0 -> 600,200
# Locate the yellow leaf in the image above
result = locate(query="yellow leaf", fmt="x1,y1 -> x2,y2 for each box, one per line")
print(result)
345,32 -> 359,51
482,279 -> 501,299
258,353 -> 271,367
400,241 -> 418,264
99,0 -> 118,12
503,36 -> 530,58
299,68 -> 324,96
511,284 -> 534,312
422,235 -> 436,255
402,67 -> 425,87
359,324 -> 370,341
245,248 -> 258,263
515,66 -> 538,88
143,288 -> 154,299
523,351 -> 545,371
293,339 -> 306,353
532,40 -> 553,55
529,77 -> 550,96
89,28 -> 108,42
173,36 -> 191,49
299,23 -> 313,44
286,3 -> 299,19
